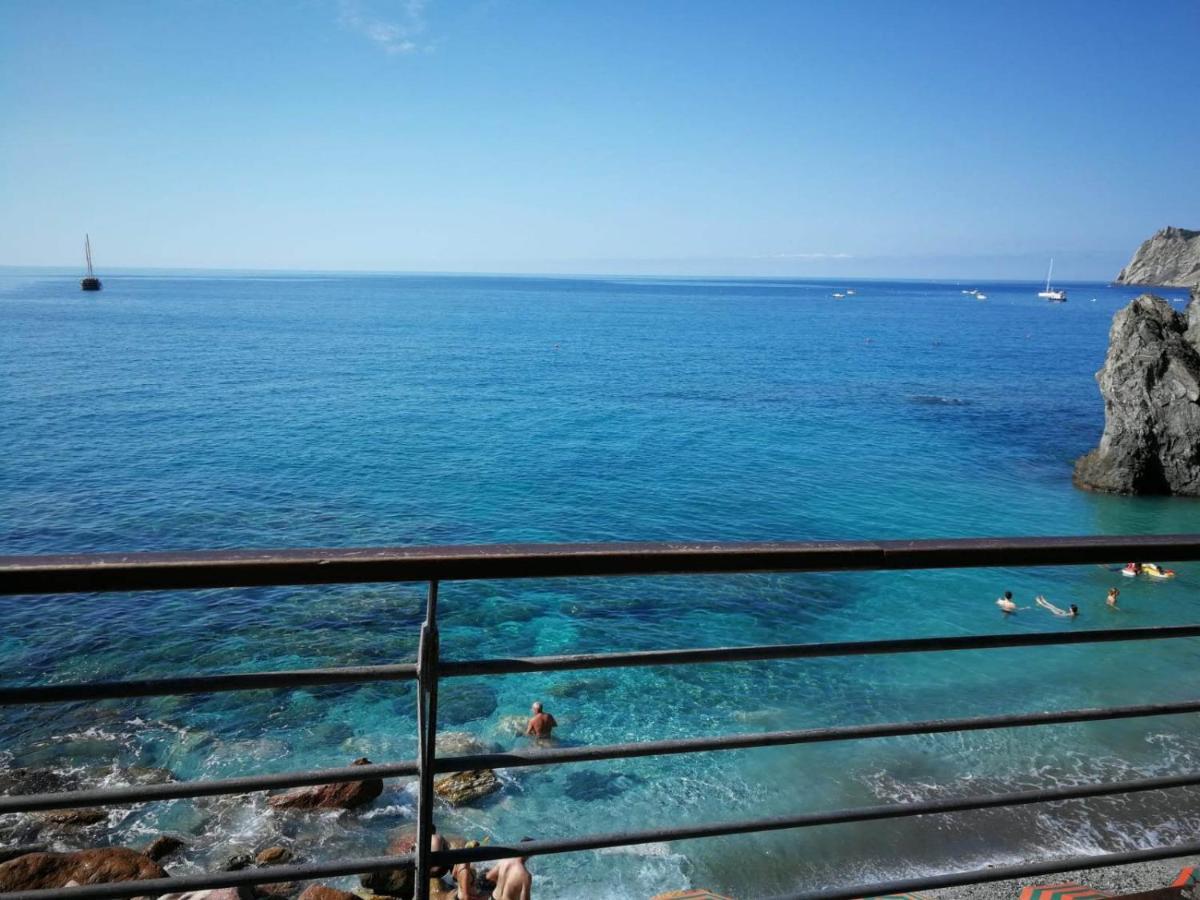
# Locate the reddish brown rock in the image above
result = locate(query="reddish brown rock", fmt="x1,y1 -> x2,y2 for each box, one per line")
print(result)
255,881 -> 300,898
143,834 -> 185,861
296,888 -> 357,900
255,846 -> 293,866
0,847 -> 167,892
267,759 -> 383,811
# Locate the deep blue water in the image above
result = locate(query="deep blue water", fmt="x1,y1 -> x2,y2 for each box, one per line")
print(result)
1,272 -> 1198,898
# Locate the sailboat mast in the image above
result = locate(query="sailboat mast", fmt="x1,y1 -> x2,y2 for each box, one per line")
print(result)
85,234 -> 94,277
1046,257 -> 1054,291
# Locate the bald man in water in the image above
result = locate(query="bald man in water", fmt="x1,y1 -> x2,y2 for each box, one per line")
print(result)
525,701 -> 557,739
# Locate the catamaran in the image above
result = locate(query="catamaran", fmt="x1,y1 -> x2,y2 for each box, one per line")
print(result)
81,234 -> 102,292
1037,258 -> 1066,302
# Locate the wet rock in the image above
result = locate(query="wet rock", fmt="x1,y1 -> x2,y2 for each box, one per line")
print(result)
0,847 -> 167,891
1075,294 -> 1200,494
299,888 -> 358,900
256,881 -> 300,897
224,853 -> 255,871
358,825 -> 465,898
159,889 -> 254,900
143,834 -> 185,862
437,682 -> 498,725
33,808 -> 107,827
268,758 -> 383,811
0,767 -> 80,796
255,846 -> 293,866
434,732 -> 495,756
494,715 -> 528,737
0,845 -> 47,865
433,769 -> 500,805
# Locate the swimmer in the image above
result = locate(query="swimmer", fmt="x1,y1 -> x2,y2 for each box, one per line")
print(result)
1107,588 -> 1120,608
1036,595 -> 1078,618
525,701 -> 557,739
453,839 -> 483,900
996,590 -> 1017,613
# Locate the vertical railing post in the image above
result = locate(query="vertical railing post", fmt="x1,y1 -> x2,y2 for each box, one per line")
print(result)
415,579 -> 440,900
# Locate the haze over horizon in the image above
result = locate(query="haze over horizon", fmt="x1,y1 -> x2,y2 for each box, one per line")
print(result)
2,1 -> 1197,280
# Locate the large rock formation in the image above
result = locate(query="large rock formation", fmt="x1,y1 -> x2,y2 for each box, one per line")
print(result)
1115,226 -> 1200,288
1074,293 -> 1200,494
0,847 -> 167,892
267,758 -> 383,811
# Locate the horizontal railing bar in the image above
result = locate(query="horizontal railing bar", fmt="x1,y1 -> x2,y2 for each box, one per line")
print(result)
7,624 -> 1199,708
2,534 -> 1198,595
0,851 -> 416,900
440,623 -> 1200,677
0,662 -> 417,706
0,758 -> 419,814
432,769 -> 1200,868
776,842 -> 1200,900
434,697 -> 1200,773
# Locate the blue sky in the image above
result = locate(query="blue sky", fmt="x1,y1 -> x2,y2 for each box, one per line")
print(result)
1,1 -> 1197,278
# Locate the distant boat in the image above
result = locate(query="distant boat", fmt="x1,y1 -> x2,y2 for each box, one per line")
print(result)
845,289 -> 856,296
1037,258 -> 1066,302
975,292 -> 988,300
80,234 -> 102,291
832,292 -> 845,299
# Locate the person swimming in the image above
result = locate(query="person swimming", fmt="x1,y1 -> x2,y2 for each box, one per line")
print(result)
1107,588 -> 1120,608
1036,595 -> 1077,617
996,590 -> 1017,613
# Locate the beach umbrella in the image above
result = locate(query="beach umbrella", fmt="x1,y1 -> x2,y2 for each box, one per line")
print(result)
1017,883 -> 1112,900
1172,865 -> 1198,888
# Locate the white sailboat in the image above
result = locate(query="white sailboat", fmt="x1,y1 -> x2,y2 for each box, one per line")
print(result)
1037,258 -> 1066,302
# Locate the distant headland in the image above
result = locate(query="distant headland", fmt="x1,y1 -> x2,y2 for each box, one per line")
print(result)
1114,225 -> 1200,289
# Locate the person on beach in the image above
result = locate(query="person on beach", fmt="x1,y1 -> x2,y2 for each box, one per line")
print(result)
453,839 -> 483,900
430,824 -> 449,879
525,702 -> 557,739
1107,588 -> 1120,608
996,590 -> 1017,613
486,838 -> 534,900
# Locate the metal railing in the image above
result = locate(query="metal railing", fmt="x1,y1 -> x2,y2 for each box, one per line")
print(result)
1,534 -> 1200,899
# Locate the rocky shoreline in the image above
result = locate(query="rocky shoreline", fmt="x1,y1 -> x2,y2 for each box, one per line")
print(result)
0,744 -> 506,899
928,855 -> 1196,898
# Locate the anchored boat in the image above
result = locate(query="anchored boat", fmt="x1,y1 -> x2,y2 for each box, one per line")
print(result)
1037,257 -> 1066,302
80,234 -> 102,291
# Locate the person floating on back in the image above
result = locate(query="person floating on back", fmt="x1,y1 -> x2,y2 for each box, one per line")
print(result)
486,837 -> 534,900
996,590 -> 1017,613
1036,595 -> 1078,617
525,701 -> 557,739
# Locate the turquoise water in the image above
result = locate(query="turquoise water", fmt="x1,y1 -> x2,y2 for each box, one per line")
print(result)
1,272 -> 1198,898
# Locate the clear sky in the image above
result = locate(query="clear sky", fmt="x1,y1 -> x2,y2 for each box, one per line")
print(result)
1,1 -> 1197,279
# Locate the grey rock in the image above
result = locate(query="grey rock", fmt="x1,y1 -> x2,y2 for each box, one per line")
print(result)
1074,294 -> 1200,495
1115,225 -> 1200,288
143,834 -> 185,861
223,853 -> 255,871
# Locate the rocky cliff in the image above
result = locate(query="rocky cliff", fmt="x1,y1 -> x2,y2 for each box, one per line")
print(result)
1115,226 -> 1200,288
1074,293 -> 1200,495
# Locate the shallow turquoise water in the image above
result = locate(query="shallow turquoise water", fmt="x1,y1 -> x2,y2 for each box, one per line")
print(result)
1,272 -> 1198,897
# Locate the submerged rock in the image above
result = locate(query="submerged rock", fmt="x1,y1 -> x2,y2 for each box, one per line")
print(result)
268,758 -> 383,811
33,808 -> 107,827
437,682 -> 498,725
1115,226 -> 1200,288
0,847 -> 167,891
433,769 -> 500,805
1074,294 -> 1200,495
0,767 -> 80,796
434,732 -> 495,757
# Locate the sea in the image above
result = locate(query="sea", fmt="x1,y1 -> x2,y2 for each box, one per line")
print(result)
1,271 -> 1198,898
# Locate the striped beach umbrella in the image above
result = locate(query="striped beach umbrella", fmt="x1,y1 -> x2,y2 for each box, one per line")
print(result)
1017,884 -> 1112,900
